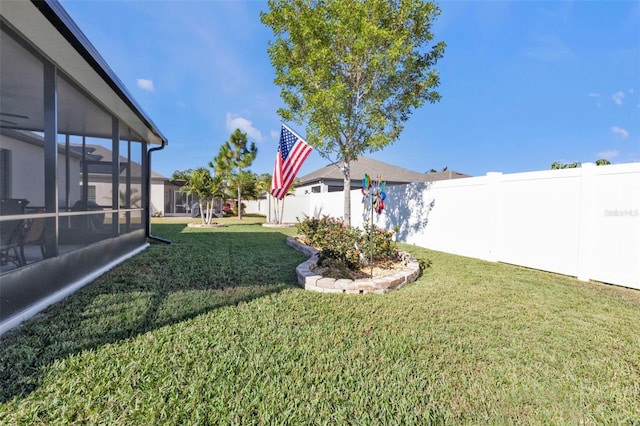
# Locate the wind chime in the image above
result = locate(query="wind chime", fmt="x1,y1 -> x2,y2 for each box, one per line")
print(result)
361,173 -> 387,275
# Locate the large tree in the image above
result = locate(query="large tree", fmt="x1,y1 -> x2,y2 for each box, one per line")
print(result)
211,129 -> 258,220
261,0 -> 445,225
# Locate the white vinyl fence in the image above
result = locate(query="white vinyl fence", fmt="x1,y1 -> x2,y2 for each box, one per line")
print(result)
279,162 -> 640,290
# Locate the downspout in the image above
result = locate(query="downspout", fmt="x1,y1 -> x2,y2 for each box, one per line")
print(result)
146,141 -> 172,244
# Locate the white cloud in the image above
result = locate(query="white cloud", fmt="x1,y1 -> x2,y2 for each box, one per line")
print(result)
596,149 -> 618,160
524,36 -> 571,62
588,92 -> 602,107
612,91 -> 624,105
611,126 -> 629,138
137,78 -> 154,92
225,113 -> 264,142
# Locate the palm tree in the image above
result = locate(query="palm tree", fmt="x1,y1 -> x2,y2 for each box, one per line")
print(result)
180,168 -> 226,225
255,173 -> 272,213
118,187 -> 142,208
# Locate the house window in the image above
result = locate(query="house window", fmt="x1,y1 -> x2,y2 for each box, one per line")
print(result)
87,185 -> 96,202
311,185 -> 321,193
81,184 -> 97,203
0,149 -> 11,199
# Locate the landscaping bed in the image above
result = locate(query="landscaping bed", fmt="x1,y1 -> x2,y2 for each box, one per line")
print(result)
287,236 -> 421,294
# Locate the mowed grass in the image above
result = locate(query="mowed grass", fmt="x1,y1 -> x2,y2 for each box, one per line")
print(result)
1,217 -> 639,424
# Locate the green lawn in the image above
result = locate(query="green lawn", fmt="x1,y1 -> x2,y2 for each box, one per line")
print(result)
1,218 -> 639,424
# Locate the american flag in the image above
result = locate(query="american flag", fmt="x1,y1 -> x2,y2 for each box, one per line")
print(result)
270,124 -> 313,200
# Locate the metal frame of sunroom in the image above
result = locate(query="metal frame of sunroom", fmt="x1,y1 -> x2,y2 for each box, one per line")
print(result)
0,0 -> 168,335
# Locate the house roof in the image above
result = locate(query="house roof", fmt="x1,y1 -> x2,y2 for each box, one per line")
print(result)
0,128 -> 166,179
424,169 -> 472,181
296,156 -> 470,187
69,144 -> 166,179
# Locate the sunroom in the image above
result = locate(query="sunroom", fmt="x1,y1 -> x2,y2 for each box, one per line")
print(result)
0,1 -> 168,333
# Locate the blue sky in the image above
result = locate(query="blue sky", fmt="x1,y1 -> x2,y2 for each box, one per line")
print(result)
59,0 -> 640,179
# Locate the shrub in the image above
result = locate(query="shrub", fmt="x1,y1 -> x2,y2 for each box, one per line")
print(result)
297,216 -> 361,268
361,222 -> 398,263
232,203 -> 246,216
296,216 -> 398,270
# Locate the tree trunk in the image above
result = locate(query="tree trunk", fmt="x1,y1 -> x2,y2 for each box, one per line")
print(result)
343,158 -> 351,226
205,199 -> 214,225
237,184 -> 242,220
198,200 -> 206,225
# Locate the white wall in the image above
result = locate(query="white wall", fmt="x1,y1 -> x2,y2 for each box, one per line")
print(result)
282,163 -> 640,290
150,179 -> 164,215
585,163 -> 640,286
1,134 -> 81,208
244,198 -> 269,216
266,194 -> 312,224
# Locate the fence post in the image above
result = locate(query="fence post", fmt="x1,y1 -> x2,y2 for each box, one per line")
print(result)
485,172 -> 503,262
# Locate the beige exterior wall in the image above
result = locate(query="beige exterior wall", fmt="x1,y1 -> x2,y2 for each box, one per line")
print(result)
1,134 -> 81,208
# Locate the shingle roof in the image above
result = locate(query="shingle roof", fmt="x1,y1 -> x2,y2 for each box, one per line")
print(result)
69,143 -> 166,178
296,156 -> 470,186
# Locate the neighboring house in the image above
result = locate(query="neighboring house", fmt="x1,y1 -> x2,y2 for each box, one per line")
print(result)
163,179 -> 186,215
162,179 -> 200,216
0,131 -> 166,215
65,143 -> 167,216
0,1 -> 168,333
295,156 -> 470,194
1,129 -> 84,208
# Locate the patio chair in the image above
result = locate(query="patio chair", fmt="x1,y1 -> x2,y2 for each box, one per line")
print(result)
19,217 -> 46,264
0,219 -> 25,266
0,198 -> 29,267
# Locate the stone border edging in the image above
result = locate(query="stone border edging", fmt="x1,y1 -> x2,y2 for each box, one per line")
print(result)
261,223 -> 297,228
286,236 -> 421,294
187,223 -> 227,228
